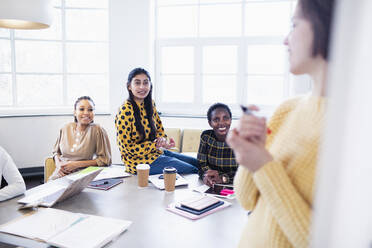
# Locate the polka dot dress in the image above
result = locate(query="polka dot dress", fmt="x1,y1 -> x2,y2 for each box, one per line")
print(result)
115,100 -> 166,174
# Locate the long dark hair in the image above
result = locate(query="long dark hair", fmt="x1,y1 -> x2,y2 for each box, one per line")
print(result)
126,68 -> 156,142
74,96 -> 95,123
299,0 -> 335,60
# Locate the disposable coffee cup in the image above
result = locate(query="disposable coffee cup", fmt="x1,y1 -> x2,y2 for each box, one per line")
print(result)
137,164 -> 150,188
163,167 -> 177,192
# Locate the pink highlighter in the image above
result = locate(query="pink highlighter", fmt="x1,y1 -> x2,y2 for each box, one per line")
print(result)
220,189 -> 234,196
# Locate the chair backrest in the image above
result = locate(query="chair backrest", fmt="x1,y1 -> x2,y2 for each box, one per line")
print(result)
164,128 -> 181,152
181,129 -> 203,153
44,157 -> 56,183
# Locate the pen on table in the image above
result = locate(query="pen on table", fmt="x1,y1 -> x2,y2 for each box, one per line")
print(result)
92,180 -> 109,187
240,105 -> 271,135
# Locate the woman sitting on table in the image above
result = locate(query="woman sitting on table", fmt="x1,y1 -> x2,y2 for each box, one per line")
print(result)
226,0 -> 334,247
49,96 -> 112,180
0,146 -> 26,201
115,67 -> 198,175
197,103 -> 238,187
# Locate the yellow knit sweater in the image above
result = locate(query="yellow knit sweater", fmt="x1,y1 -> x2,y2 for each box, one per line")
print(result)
234,95 -> 325,248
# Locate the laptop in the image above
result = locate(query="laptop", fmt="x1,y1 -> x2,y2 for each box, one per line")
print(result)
18,167 -> 103,208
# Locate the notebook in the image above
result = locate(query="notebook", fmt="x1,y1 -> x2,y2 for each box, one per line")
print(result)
176,200 -> 224,215
167,196 -> 231,220
18,167 -> 103,208
180,195 -> 221,211
88,178 -> 123,190
0,208 -> 132,248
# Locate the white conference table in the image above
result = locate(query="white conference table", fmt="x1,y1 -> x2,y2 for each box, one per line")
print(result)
0,174 -> 248,248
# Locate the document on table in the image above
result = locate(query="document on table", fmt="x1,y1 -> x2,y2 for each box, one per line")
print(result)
0,208 -> 132,248
48,214 -> 131,248
92,165 -> 131,181
149,173 -> 188,190
0,208 -> 80,241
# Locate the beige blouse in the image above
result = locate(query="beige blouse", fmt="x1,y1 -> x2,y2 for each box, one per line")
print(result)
51,122 -> 111,179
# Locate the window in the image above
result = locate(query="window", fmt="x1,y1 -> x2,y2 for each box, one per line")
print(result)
154,0 -> 305,116
0,0 -> 109,116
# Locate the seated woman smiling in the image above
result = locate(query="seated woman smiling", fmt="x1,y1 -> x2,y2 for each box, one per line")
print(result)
115,68 -> 198,175
197,103 -> 238,186
49,96 -> 112,180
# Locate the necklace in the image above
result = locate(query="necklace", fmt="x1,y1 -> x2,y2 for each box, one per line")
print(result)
70,125 -> 84,153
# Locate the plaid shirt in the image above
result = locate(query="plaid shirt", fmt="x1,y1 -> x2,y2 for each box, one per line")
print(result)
197,130 -> 238,183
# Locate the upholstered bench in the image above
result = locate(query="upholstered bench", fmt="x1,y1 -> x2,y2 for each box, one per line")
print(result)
164,128 -> 202,158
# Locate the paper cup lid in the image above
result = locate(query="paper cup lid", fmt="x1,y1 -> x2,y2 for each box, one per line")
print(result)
163,166 -> 177,174
136,164 -> 150,170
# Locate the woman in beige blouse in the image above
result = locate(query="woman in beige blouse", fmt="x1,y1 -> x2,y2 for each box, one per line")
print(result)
50,96 -> 112,180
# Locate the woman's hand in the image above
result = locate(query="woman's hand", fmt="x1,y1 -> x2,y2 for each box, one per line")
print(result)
167,138 -> 176,149
156,137 -> 175,149
237,105 -> 267,146
57,169 -> 67,177
226,107 -> 273,172
60,161 -> 81,174
203,170 -> 222,187
54,156 -> 68,176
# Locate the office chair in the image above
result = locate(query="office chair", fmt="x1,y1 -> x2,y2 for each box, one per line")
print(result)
44,157 -> 56,183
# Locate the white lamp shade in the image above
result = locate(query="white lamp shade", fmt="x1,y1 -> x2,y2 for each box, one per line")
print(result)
0,0 -> 53,29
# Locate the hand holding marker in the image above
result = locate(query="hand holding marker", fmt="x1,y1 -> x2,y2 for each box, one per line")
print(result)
240,105 -> 271,142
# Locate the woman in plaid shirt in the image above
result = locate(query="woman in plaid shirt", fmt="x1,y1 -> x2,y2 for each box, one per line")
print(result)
197,103 -> 238,186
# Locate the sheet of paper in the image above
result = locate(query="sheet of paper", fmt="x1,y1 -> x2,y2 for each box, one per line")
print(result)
48,215 -> 132,248
0,208 -> 82,241
66,166 -> 102,181
93,165 -> 131,181
193,185 -> 209,194
148,173 -> 188,190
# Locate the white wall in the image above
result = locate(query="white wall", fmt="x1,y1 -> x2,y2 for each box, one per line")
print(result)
109,0 -> 152,115
0,115 -> 120,167
312,0 -> 372,247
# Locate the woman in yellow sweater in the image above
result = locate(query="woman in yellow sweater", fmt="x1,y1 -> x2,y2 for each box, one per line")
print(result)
115,68 -> 198,175
226,0 -> 334,247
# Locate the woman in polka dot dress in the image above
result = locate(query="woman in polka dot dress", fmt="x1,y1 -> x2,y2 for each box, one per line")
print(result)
50,96 -> 112,180
115,68 -> 198,175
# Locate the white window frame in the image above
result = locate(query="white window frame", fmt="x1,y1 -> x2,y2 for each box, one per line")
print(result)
153,0 -> 310,117
0,0 -> 109,117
